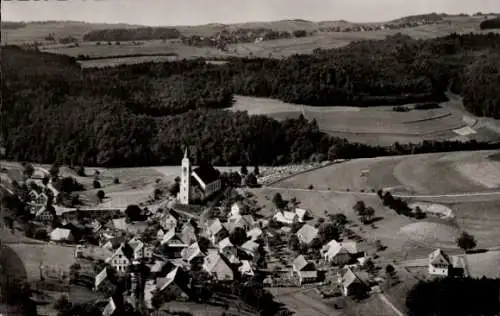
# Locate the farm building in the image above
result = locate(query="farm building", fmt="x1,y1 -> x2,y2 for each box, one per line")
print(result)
273,210 -> 299,225
203,249 -> 234,281
337,266 -> 370,297
428,248 -> 467,277
321,240 -> 359,265
296,224 -> 319,244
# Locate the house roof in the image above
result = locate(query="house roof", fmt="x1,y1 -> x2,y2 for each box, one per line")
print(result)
247,227 -> 263,240
150,260 -> 167,273
293,255 -> 312,271
193,165 -> 220,186
298,270 -> 318,279
218,237 -> 234,251
110,243 -> 133,261
322,240 -> 358,258
207,218 -> 224,235
50,228 -> 72,241
102,297 -> 116,316
295,208 -> 309,219
95,267 -> 108,289
128,238 -> 144,252
241,240 -> 259,254
429,248 -> 451,266
180,223 -> 197,245
284,211 -> 298,221
157,266 -> 180,292
181,242 -> 203,262
238,260 -> 254,276
340,266 -> 369,288
204,249 -> 232,275
111,217 -> 128,231
296,224 -> 319,244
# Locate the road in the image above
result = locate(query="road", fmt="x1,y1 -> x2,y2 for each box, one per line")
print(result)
378,294 -> 406,316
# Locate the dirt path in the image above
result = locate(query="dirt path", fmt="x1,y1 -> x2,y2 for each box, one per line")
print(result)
378,294 -> 406,316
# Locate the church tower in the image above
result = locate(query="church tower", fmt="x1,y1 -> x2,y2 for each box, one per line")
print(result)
180,148 -> 191,205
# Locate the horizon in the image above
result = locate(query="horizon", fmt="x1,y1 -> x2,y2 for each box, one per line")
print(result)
2,0 -> 500,27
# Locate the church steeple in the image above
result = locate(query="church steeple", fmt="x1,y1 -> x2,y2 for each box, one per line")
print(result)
183,147 -> 188,159
180,146 -> 191,205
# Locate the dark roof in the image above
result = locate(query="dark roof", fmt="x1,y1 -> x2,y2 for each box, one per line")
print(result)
192,166 -> 220,185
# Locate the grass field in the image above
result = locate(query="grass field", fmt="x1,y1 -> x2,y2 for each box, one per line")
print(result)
230,95 -> 500,146
273,150 -> 500,195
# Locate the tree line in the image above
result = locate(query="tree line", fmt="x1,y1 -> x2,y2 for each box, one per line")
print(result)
82,27 -> 181,42
3,32 -> 500,167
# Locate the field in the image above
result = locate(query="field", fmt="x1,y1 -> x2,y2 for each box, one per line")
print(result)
230,95 -> 500,147
272,150 -> 500,195
3,16 -> 498,64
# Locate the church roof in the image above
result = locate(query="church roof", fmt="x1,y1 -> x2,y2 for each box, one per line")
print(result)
193,165 -> 220,185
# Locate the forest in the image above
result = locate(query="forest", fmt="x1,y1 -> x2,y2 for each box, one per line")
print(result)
2,32 -> 500,167
480,18 -> 500,30
82,27 -> 181,42
406,277 -> 500,316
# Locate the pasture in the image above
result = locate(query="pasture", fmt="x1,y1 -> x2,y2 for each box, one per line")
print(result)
273,150 -> 500,195
230,96 -> 500,147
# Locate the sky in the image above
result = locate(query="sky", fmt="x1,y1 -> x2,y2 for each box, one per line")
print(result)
2,0 -> 500,26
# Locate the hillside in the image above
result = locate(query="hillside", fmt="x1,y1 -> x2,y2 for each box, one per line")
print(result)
2,32 -> 500,167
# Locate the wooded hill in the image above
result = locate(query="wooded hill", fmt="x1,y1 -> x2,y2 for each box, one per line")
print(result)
2,32 -> 500,167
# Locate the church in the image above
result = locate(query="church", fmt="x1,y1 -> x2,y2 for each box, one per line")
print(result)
179,149 -> 222,205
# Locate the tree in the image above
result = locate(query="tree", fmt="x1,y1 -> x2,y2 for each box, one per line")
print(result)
168,182 -> 180,196
125,204 -> 143,222
23,163 -> 35,178
96,190 -> 105,203
414,206 -> 426,219
198,236 -> 211,252
93,179 -> 101,189
253,165 -> 260,176
456,231 -> 477,252
240,165 -> 248,175
353,200 -> 366,214
318,223 -> 340,244
113,177 -> 120,184
76,165 -> 85,177
272,193 -> 285,209
245,173 -> 258,187
229,227 -> 247,246
42,176 -> 50,186
310,237 -> 323,250
359,206 -> 375,224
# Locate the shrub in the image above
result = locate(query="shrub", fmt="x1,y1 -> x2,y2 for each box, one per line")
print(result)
113,177 -> 120,184
93,180 -> 101,189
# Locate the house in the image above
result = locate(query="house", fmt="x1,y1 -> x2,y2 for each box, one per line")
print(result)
338,266 -> 370,296
49,228 -> 74,242
321,240 -> 358,265
36,192 -> 48,206
238,260 -> 254,277
161,229 -> 188,258
101,235 -> 127,250
225,214 -> 256,232
179,149 -> 222,205
295,208 -> 311,222
241,240 -> 260,257
180,222 -> 198,245
157,229 -> 166,240
94,267 -> 115,293
428,248 -> 462,276
181,242 -> 204,263
90,219 -> 103,234
102,297 -> 117,316
273,211 -> 299,225
296,224 -> 319,244
107,243 -> 133,273
111,217 -> 128,231
150,260 -> 168,275
218,237 -> 239,264
34,206 -> 55,223
28,190 -> 39,202
247,227 -> 263,241
128,238 -> 153,260
292,255 -> 317,285
203,249 -> 234,281
155,266 -> 190,301
205,218 -> 228,244
230,202 -> 249,217
159,213 -> 178,231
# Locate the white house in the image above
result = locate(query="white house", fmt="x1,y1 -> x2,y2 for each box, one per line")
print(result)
292,255 -> 317,285
128,237 -> 153,260
241,240 -> 260,257
321,240 -> 358,265
107,243 -> 133,273
428,248 -> 452,276
338,266 -> 370,296
238,260 -> 255,277
49,228 -> 74,242
179,149 -> 222,205
159,213 -> 178,231
296,224 -> 319,244
295,208 -> 311,222
218,237 -> 239,264
273,211 -> 299,225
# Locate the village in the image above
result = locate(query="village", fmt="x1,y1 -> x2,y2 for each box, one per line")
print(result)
1,147 -> 484,316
